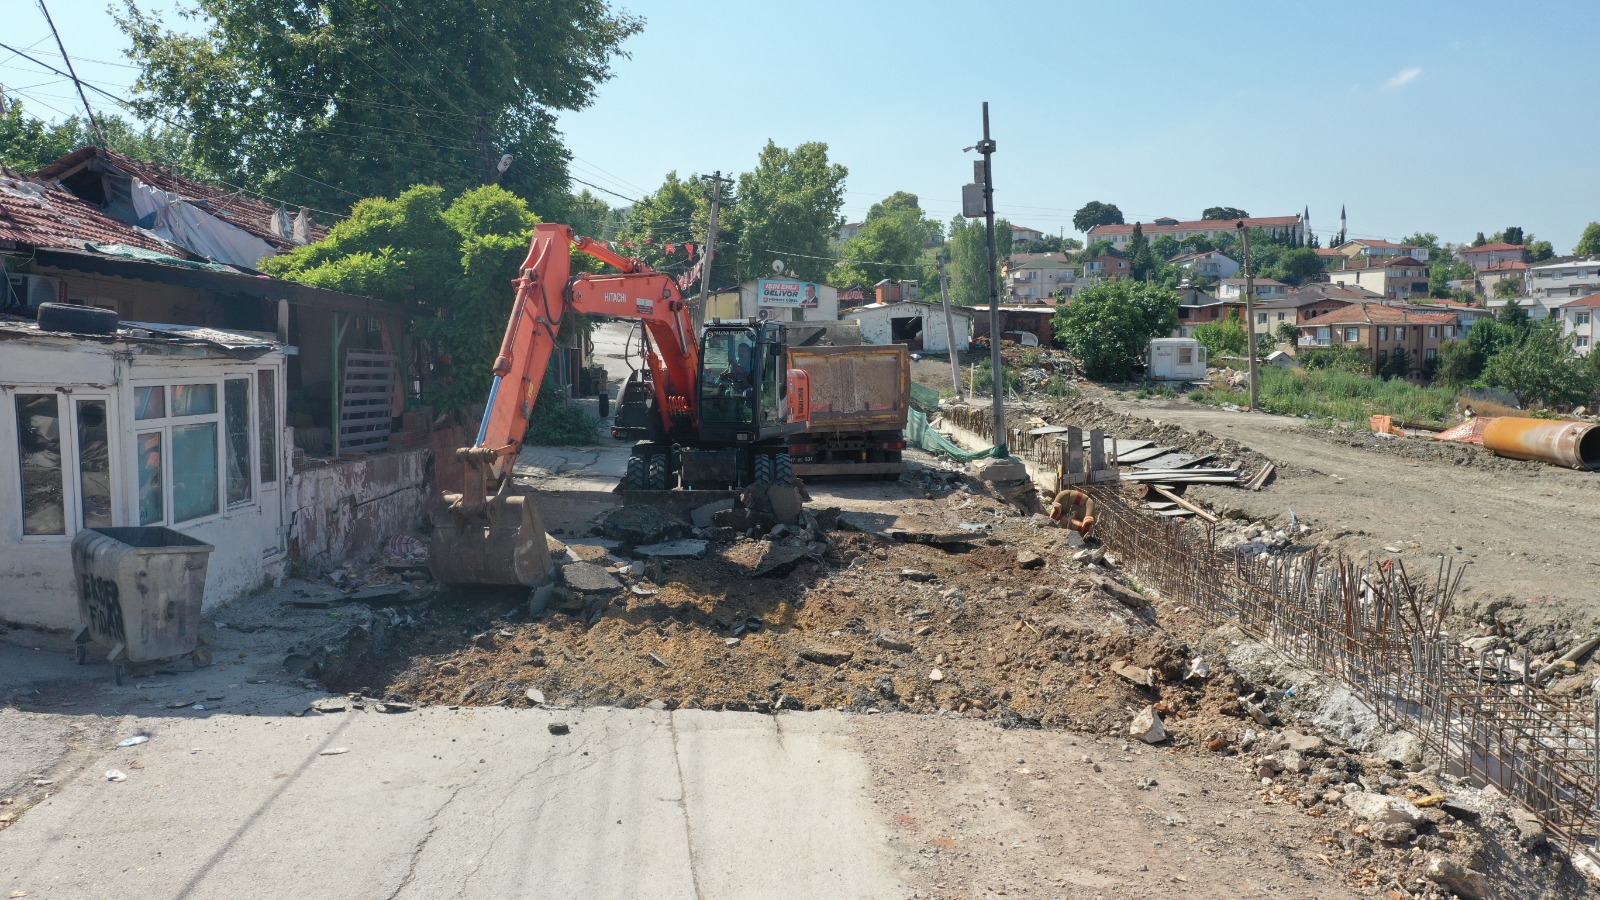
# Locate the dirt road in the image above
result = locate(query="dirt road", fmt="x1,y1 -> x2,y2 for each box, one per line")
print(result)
1107,396 -> 1600,637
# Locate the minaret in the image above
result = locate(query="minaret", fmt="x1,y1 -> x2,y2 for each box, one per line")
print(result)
1303,205 -> 1310,245
1338,205 -> 1347,245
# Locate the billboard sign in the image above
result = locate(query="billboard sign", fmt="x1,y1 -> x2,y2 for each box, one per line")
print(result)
757,279 -> 820,308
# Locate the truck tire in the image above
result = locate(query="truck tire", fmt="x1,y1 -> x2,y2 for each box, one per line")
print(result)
774,453 -> 794,486
752,454 -> 774,489
647,454 -> 669,491
624,454 -> 648,491
37,302 -> 118,335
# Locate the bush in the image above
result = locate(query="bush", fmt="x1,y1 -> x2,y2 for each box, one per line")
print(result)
525,382 -> 600,445
973,358 -> 1023,394
1187,366 -> 1457,425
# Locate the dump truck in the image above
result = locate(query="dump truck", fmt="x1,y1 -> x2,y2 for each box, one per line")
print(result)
785,344 -> 910,478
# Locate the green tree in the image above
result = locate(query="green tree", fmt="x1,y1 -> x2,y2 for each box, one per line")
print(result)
1574,222 -> 1600,256
1052,279 -> 1179,380
0,102 -> 202,173
1275,321 -> 1300,345
1202,207 -> 1249,221
1150,234 -> 1182,260
1079,239 -> 1118,260
1502,226 -> 1524,245
1483,320 -> 1591,408
1495,299 -> 1532,333
1193,311 -> 1248,358
615,171 -> 702,271
832,192 -> 941,288
1072,201 -> 1123,233
118,0 -> 642,213
1434,339 -> 1484,385
1270,246 -> 1324,285
0,101 -> 77,171
563,189 -> 617,242
1525,237 -> 1556,262
1492,278 -> 1522,299
947,215 -> 1012,306
262,183 -> 547,413
724,140 -> 847,284
1127,223 -> 1154,281
1382,347 -> 1413,380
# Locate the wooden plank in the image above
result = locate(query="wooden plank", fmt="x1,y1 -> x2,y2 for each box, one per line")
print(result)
1088,427 -> 1106,478
340,350 -> 397,452
1247,462 -> 1276,491
1150,485 -> 1219,523
1064,426 -> 1085,485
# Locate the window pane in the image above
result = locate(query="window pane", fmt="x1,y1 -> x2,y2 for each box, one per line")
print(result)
170,383 -> 217,416
134,386 -> 166,420
137,432 -> 164,525
15,394 -> 65,535
225,378 -> 252,505
258,369 -> 277,484
171,423 -> 218,522
76,399 -> 112,528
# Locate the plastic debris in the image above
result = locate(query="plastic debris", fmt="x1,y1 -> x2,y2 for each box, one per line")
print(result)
116,735 -> 151,748
104,770 -> 127,782
319,747 -> 350,756
1184,657 -> 1211,681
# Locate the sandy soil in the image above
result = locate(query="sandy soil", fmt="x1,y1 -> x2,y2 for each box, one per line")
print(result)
1101,394 -> 1600,643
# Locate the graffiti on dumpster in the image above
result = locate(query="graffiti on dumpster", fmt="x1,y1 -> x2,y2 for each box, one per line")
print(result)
81,573 -> 126,644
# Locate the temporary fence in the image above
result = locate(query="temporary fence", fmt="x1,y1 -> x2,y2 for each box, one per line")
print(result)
907,385 -> 1003,462
1085,484 -> 1600,866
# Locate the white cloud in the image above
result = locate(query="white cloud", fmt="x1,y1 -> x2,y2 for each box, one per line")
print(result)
1385,67 -> 1422,89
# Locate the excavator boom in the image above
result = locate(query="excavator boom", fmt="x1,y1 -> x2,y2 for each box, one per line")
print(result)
430,223 -> 703,586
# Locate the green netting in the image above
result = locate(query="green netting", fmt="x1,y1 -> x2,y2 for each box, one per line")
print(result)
906,408 -> 1003,462
909,381 -> 944,415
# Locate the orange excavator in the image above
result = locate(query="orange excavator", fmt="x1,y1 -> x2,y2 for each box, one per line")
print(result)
430,223 -> 812,586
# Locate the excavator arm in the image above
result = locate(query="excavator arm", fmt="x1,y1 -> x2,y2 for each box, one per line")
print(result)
430,223 -> 700,586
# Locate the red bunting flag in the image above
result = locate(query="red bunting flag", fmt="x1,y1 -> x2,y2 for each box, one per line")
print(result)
643,237 -> 654,245
665,243 -> 676,254
686,242 -> 696,257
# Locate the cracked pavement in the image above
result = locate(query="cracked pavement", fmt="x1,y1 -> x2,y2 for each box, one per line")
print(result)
0,706 -> 907,899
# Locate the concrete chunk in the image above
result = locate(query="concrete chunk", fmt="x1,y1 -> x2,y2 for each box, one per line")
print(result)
634,539 -> 709,560
1342,791 -> 1424,826
560,562 -> 623,594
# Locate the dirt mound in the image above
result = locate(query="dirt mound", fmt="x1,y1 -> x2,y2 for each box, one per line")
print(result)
1314,429 -> 1551,473
1027,394 -> 1281,476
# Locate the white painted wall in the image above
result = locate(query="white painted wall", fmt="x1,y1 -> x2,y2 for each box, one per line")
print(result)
849,304 -> 972,353
0,336 -> 288,630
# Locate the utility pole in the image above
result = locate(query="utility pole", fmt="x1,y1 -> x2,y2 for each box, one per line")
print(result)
37,0 -> 103,146
937,256 -> 962,401
1237,221 -> 1259,412
696,171 -> 733,327
977,103 -> 1006,456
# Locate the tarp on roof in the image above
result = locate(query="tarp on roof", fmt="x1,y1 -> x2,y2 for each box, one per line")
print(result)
130,177 -> 276,268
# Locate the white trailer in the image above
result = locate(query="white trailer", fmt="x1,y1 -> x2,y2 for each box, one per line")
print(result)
1146,337 -> 1207,381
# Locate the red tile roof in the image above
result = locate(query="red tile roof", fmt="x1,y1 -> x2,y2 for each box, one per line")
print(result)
1088,215 -> 1300,236
1478,260 -> 1527,271
1461,243 -> 1524,254
35,147 -> 329,251
1561,294 -> 1600,309
1300,302 -> 1457,327
1344,239 -> 1425,251
0,167 -> 173,253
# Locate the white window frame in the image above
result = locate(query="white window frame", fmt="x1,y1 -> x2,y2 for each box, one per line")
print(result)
131,376 -> 261,529
12,390 -> 115,543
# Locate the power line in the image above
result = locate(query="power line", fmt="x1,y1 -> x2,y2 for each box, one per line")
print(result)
757,246 -> 923,269
569,176 -> 639,205
34,0 -> 102,144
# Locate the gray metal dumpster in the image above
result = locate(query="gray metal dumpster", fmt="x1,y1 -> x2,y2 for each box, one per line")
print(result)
71,527 -> 214,684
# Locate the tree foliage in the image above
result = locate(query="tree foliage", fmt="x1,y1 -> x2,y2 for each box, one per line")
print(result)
261,184 -> 549,413
1072,201 -> 1123,234
615,171 -> 703,272
724,141 -> 847,284
1053,279 -> 1179,381
947,215 -> 1012,306
1127,223 -> 1154,281
1482,320 -> 1591,407
1202,207 -> 1248,221
1574,222 -> 1600,257
1491,278 -> 1521,299
1270,247 -> 1324,285
118,0 -> 642,213
0,101 -> 202,173
831,192 -> 940,289
1433,338 -> 1484,385
1193,311 -> 1247,359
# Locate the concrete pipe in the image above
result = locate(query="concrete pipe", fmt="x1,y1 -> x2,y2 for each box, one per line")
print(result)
1481,417 -> 1600,471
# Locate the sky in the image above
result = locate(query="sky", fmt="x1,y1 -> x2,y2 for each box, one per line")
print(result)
5,0 -> 1599,251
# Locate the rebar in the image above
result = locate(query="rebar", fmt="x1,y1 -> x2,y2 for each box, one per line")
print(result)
1083,484 -> 1600,865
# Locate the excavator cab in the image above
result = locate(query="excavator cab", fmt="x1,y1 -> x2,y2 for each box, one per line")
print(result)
623,319 -> 810,491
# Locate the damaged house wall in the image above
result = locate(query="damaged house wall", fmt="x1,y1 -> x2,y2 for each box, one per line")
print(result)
289,447 -> 431,567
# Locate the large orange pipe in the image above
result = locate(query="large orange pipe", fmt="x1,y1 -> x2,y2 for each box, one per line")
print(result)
1481,417 -> 1600,471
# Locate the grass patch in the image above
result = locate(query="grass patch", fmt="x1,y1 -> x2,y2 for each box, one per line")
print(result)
1132,383 -> 1179,400
1188,367 -> 1458,426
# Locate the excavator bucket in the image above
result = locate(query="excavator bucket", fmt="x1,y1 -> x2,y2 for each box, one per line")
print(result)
429,494 -> 551,587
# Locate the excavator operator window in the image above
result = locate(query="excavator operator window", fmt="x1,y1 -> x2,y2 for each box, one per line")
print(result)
700,327 -> 757,428
760,328 -> 782,424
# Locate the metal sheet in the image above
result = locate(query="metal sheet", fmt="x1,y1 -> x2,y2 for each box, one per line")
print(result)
1116,445 -> 1173,464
